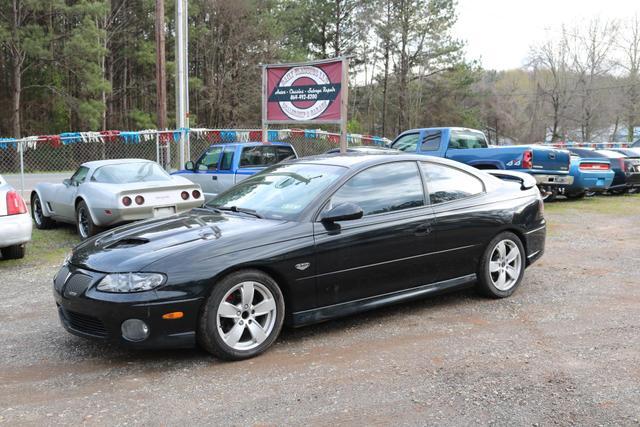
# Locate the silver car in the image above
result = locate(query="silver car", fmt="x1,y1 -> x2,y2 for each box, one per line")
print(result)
0,174 -> 32,259
31,159 -> 204,238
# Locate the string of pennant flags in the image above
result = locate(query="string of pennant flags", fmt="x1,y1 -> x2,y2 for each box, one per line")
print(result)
0,128 -> 390,151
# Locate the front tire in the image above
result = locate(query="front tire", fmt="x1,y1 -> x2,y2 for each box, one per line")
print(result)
1,244 -> 26,260
31,193 -> 55,229
198,270 -> 285,361
76,201 -> 102,239
477,232 -> 526,298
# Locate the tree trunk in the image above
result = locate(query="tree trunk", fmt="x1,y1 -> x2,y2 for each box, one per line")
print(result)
11,58 -> 21,138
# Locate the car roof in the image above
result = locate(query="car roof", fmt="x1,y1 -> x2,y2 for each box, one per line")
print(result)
595,150 -> 625,158
396,127 -> 485,136
82,158 -> 155,168
209,141 -> 291,148
283,152 -> 475,171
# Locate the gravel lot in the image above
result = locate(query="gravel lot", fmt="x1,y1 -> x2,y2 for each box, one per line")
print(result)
1,196 -> 639,426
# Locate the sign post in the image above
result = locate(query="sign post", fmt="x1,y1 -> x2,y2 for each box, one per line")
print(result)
262,57 -> 349,152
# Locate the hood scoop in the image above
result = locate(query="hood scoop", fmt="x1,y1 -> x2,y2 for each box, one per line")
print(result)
104,238 -> 150,249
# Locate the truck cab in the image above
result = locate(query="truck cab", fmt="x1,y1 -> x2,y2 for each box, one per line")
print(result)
390,127 -> 573,196
173,142 -> 297,201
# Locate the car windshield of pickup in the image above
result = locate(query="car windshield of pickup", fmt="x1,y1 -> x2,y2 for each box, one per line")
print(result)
449,130 -> 488,149
206,163 -> 345,220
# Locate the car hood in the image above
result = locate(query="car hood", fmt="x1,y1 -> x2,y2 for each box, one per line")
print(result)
70,209 -> 287,272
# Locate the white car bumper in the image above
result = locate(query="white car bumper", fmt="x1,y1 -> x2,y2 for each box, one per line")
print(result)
0,213 -> 33,248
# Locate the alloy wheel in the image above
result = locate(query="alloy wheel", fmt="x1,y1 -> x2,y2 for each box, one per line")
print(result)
489,239 -> 522,291
77,208 -> 89,238
33,198 -> 43,226
216,281 -> 277,351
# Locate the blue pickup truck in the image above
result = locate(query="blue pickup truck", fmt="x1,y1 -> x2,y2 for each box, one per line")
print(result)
173,142 -> 297,201
389,127 -> 572,196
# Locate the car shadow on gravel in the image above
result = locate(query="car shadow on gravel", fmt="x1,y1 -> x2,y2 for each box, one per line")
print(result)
51,284 -> 486,365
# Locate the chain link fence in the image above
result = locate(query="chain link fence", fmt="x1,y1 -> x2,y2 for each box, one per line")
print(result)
0,129 -> 390,199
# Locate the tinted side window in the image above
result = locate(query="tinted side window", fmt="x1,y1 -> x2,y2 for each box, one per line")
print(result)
198,147 -> 223,170
449,131 -> 488,149
391,133 -> 420,152
71,167 -> 90,184
240,146 -> 278,167
330,162 -> 425,216
219,146 -> 235,170
421,163 -> 484,204
421,131 -> 441,151
275,146 -> 295,162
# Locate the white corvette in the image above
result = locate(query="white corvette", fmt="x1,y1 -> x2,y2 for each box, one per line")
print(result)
31,159 -> 204,238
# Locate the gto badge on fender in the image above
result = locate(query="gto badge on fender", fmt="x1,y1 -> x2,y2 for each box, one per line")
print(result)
295,262 -> 311,271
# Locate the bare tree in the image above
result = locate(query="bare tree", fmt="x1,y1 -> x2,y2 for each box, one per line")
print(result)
528,29 -> 574,142
570,18 -> 619,141
618,15 -> 640,142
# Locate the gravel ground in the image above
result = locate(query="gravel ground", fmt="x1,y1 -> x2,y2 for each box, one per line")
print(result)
1,197 -> 639,426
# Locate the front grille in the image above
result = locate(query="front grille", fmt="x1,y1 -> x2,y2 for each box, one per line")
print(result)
54,265 -> 69,293
60,308 -> 108,338
63,273 -> 93,298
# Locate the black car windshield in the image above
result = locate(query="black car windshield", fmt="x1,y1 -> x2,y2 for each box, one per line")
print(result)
92,162 -> 171,183
207,163 -> 345,220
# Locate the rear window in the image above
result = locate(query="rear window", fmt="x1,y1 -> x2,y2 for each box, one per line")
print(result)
449,130 -> 488,149
92,162 -> 171,183
239,145 -> 294,168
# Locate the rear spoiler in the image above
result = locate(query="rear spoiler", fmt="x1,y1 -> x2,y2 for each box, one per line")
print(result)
485,170 -> 537,190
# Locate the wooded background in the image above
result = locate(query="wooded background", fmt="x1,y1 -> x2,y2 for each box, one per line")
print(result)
1,0 -> 638,143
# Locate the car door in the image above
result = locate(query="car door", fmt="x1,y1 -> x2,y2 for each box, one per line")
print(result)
313,161 -> 438,307
186,146 -> 224,199
419,161 -> 494,282
52,166 -> 89,220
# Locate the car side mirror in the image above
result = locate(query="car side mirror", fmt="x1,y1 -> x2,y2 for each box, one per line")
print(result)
320,202 -> 364,223
63,178 -> 72,187
185,161 -> 195,171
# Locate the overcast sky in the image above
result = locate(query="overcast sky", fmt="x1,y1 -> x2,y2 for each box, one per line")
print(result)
453,0 -> 640,70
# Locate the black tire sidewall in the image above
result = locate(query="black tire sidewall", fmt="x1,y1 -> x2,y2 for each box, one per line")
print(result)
477,231 -> 526,298
198,270 -> 285,361
1,244 -> 26,260
76,201 -> 98,239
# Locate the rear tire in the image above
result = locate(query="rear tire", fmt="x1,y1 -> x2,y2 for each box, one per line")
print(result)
1,244 -> 26,260
31,193 -> 55,229
76,201 -> 102,239
477,232 -> 526,298
198,269 -> 285,361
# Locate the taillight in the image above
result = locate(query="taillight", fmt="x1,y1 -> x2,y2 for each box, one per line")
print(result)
522,150 -> 533,169
579,162 -> 610,171
122,196 -> 132,206
181,191 -> 189,200
135,195 -> 145,205
192,190 -> 201,199
6,190 -> 27,215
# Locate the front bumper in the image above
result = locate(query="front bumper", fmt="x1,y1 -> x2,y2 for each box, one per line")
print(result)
533,174 -> 574,186
0,212 -> 32,248
53,264 -> 203,349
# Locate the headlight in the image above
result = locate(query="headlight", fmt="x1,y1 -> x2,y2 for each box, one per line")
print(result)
97,272 -> 166,293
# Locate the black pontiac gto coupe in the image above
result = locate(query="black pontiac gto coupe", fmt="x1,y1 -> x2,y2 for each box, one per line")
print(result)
54,154 -> 546,360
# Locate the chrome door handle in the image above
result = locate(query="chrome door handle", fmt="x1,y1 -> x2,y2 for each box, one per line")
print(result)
415,224 -> 432,236
212,175 -> 218,180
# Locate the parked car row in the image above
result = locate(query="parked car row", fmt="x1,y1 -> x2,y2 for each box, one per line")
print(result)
5,128 -> 638,360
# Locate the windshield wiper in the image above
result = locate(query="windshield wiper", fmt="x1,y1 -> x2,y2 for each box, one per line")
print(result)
216,206 -> 263,219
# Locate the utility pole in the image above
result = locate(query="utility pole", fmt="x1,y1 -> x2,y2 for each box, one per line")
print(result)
175,0 -> 189,166
155,0 -> 167,130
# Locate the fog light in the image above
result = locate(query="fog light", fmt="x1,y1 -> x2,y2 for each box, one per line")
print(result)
121,319 -> 149,342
